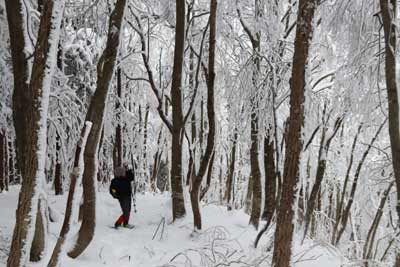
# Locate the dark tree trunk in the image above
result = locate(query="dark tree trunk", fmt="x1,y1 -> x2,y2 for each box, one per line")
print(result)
303,117 -> 342,239
271,0 -> 317,266
0,130 -> 4,192
170,0 -> 187,220
224,131 -> 237,209
151,129 -> 163,191
363,182 -> 394,262
380,0 -> 400,242
30,200 -> 45,262
8,140 -> 14,185
54,133 -> 63,195
332,124 -> 362,244
200,151 -> 215,201
335,121 -> 386,245
6,0 -> 64,265
68,0 -> 127,258
114,67 -> 123,168
48,123 -> 91,267
4,133 -> 9,191
190,0 -> 217,230
262,132 -> 276,222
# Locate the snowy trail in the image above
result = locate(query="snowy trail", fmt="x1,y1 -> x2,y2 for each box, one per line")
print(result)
0,187 -> 343,267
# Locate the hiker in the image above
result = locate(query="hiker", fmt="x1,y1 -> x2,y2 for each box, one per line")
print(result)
110,166 -> 135,228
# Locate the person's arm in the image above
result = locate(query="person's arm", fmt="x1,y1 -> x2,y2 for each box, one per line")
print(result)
126,169 -> 135,182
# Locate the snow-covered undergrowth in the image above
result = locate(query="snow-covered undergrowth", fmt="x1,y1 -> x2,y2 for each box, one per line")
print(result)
0,186 -> 343,267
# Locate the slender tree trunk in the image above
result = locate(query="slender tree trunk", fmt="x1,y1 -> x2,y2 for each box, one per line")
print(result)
332,124 -> 362,243
272,0 -> 317,266
245,175 -> 253,214
303,117 -> 342,239
0,129 -> 4,192
48,123 -> 91,267
4,133 -> 9,191
6,0 -> 65,265
248,0 -> 263,231
224,131 -> 237,210
114,67 -> 123,168
54,133 -> 63,195
335,120 -> 386,245
68,0 -> 126,258
143,104 -> 149,183
151,129 -> 163,191
379,3 -> 400,265
262,132 -> 276,222
200,151 -> 215,201
170,0 -> 187,220
8,140 -> 14,185
363,182 -> 394,263
190,0 -> 217,230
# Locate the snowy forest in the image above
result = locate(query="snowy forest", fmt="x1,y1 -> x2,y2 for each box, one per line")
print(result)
0,0 -> 399,266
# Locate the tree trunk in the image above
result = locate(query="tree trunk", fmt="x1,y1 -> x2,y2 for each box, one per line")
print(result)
224,131 -> 237,210
4,133 -> 9,191
335,120 -> 386,245
30,199 -> 45,262
114,67 -> 123,168
363,182 -> 394,262
170,0 -> 187,220
332,123 -> 362,244
303,117 -> 342,239
379,3 -> 400,265
262,133 -> 276,222
271,0 -> 317,266
48,123 -> 91,267
190,0 -> 217,230
245,175 -> 253,214
54,133 -> 63,195
8,140 -> 14,185
67,0 -> 126,258
0,129 -> 4,192
6,0 -> 64,266
200,151 -> 215,201
249,110 -> 261,229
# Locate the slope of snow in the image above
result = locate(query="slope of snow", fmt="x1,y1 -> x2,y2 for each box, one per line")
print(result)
0,186 -> 343,267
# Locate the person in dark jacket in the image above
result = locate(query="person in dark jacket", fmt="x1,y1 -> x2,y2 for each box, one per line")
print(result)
111,166 -> 135,228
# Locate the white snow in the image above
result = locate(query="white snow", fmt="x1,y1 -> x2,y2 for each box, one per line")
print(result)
0,186 -> 344,267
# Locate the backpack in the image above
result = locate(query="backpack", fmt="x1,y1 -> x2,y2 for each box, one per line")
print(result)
109,178 -> 121,199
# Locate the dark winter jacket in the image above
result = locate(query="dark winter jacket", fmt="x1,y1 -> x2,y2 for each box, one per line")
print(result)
110,169 -> 135,199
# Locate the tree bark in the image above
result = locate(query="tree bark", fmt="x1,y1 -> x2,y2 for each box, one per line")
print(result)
335,120 -> 386,245
54,133 -> 63,195
262,132 -> 276,222
224,131 -> 238,210
190,0 -> 217,230
113,67 -> 123,168
303,117 -> 342,239
6,0 -> 64,266
0,130 -> 4,192
170,0 -> 187,220
67,0 -> 126,258
8,140 -> 14,186
4,133 -> 9,191
48,123 -> 91,267
30,199 -> 45,262
379,1 -> 400,258
363,182 -> 394,262
332,123 -> 362,244
271,0 -> 317,266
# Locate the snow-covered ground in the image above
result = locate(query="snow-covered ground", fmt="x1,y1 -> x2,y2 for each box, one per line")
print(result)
0,186 -> 344,267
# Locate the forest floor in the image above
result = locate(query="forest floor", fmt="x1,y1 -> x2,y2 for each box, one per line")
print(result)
0,186 -> 344,267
